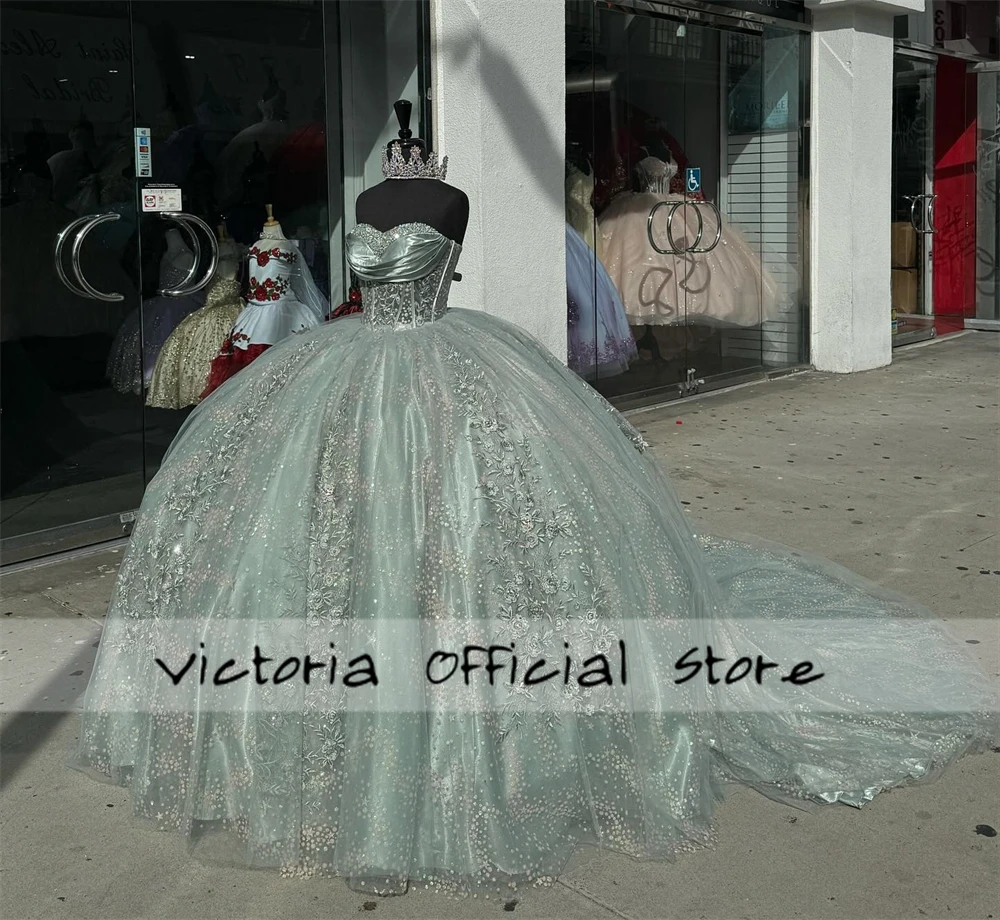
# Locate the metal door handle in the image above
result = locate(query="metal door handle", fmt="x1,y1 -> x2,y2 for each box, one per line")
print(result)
904,194 -> 936,235
923,194 -> 937,234
691,200 -> 723,253
648,200 -> 704,254
67,213 -> 125,302
159,212 -> 220,296
54,215 -> 96,298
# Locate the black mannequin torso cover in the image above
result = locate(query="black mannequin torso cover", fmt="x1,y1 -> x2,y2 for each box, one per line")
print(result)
356,177 -> 469,244
356,99 -> 469,244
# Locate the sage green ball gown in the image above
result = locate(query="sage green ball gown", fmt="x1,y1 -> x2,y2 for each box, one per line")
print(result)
75,220 -> 997,896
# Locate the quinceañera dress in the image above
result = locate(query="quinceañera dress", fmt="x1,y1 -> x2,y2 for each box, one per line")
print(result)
202,207 -> 327,397
146,235 -> 245,409
76,143 -> 996,897
105,232 -> 207,396
598,156 -> 785,328
565,166 -> 637,380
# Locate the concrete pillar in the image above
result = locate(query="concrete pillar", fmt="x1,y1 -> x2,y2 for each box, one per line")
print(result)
430,0 -> 567,360
806,0 -> 925,373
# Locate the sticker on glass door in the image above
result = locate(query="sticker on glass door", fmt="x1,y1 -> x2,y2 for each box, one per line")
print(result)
141,186 -> 183,212
134,127 -> 152,177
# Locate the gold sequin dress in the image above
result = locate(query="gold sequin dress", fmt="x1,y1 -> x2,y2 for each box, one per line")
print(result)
146,276 -> 243,409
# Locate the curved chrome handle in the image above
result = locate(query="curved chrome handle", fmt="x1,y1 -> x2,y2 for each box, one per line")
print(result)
158,213 -> 201,296
54,215 -> 96,298
691,200 -> 723,253
904,195 -> 923,233
69,213 -> 124,302
647,200 -> 703,255
159,212 -> 219,296
648,201 -> 677,253
924,194 -> 937,235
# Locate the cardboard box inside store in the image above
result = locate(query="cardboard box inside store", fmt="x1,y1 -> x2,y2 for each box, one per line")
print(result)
891,222 -> 917,269
891,268 -> 919,313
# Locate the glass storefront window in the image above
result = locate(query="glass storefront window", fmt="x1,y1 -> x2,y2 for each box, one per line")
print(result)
0,0 -> 430,564
976,68 -> 999,321
565,1 -> 810,406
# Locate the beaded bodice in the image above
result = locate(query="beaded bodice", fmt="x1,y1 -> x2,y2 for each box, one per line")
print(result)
346,222 -> 461,329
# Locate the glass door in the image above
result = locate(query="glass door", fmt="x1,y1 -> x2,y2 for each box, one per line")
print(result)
890,54 -> 936,343
1,1 -> 145,562
2,0 -> 432,566
563,3 -> 809,407
127,0 -> 333,482
0,0 -> 334,565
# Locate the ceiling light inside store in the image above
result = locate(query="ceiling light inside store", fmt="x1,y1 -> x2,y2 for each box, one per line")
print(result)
184,55 -> 195,60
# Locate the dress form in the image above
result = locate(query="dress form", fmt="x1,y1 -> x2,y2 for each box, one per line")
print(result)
160,228 -> 196,288
355,101 -> 469,244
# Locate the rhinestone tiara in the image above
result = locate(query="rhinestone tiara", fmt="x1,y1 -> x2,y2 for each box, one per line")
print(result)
382,142 -> 448,181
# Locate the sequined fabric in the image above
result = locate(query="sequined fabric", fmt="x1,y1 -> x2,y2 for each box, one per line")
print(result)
76,222 -> 997,897
347,222 -> 460,329
146,277 -> 243,409
105,282 -> 206,396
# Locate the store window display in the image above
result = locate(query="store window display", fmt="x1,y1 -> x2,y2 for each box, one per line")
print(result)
75,103 -> 995,898
565,3 -> 809,402
105,228 -> 208,396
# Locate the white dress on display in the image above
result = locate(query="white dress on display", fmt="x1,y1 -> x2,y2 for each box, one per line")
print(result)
597,156 -> 785,328
227,218 -> 326,349
201,211 -> 327,397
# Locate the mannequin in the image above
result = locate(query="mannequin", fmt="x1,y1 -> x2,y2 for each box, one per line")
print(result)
356,100 -> 469,244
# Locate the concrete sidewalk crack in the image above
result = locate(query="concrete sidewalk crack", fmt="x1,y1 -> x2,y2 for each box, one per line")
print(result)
556,878 -> 637,920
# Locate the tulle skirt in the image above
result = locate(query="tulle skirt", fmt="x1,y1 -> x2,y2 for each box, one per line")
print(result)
566,223 -> 637,380
146,278 -> 243,409
76,309 -> 996,895
598,192 -> 788,328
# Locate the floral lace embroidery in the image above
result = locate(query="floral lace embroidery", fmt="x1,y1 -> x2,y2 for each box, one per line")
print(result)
586,387 -> 650,452
443,344 -> 626,736
248,276 -> 291,302
250,245 -> 298,267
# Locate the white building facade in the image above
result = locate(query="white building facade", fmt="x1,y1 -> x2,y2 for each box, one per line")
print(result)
430,0 -> 999,397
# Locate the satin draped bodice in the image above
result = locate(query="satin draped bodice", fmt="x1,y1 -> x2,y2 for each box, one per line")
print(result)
346,222 -> 461,329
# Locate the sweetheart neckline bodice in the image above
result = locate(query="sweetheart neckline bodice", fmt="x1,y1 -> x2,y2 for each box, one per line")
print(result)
345,222 -> 462,329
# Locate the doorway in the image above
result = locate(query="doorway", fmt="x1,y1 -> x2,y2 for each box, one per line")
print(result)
0,0 -> 429,565
564,1 -> 811,408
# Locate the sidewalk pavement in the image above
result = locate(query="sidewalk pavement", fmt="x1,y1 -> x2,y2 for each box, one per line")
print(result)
2,331 -> 997,920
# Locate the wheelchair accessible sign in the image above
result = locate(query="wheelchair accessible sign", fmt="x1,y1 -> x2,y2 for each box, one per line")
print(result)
685,167 -> 702,194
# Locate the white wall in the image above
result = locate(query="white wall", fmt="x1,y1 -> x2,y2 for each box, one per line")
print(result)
430,0 -> 567,359
807,0 -> 919,373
